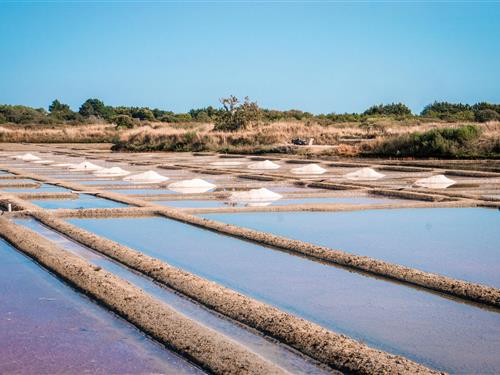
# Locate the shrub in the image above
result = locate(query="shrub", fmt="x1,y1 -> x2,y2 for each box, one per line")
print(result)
113,114 -> 137,129
214,96 -> 261,131
475,109 -> 499,123
366,125 -> 484,158
363,103 -> 412,116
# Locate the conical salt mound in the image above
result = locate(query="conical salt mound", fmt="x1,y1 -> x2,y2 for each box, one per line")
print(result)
13,153 -> 41,161
168,178 -> 216,194
344,168 -> 385,181
248,160 -> 280,170
415,175 -> 456,189
229,188 -> 282,203
291,164 -> 326,175
210,161 -> 243,167
123,170 -> 169,184
94,167 -> 130,177
69,161 -> 103,171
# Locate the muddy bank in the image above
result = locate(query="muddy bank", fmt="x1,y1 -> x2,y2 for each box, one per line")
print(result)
14,192 -> 78,200
31,213 -> 437,375
0,219 -> 286,375
370,189 -> 458,202
179,200 -> 475,215
0,181 -> 40,189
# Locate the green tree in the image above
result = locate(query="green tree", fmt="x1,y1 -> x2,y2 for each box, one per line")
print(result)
363,103 -> 412,116
214,96 -> 261,131
79,98 -> 112,119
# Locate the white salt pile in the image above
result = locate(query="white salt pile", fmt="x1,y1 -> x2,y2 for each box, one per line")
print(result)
123,170 -> 169,184
93,167 -> 130,177
12,153 -> 41,161
291,164 -> 326,175
69,162 -> 103,171
414,175 -> 456,189
343,168 -> 385,181
229,188 -> 282,207
32,160 -> 54,164
247,160 -> 280,170
210,161 -> 243,167
168,179 -> 216,194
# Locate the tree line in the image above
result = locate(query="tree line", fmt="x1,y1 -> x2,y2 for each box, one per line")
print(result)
0,97 -> 499,129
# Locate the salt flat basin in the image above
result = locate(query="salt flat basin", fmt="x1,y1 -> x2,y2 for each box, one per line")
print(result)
31,194 -> 127,210
156,195 -> 404,209
0,178 -> 38,184
69,216 -> 500,374
203,208 -> 500,288
109,188 -> 178,195
17,218 -> 331,375
2,183 -> 70,193
0,238 -> 202,375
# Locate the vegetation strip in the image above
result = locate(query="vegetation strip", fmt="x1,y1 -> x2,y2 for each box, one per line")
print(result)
30,213 -> 438,375
0,218 -> 286,375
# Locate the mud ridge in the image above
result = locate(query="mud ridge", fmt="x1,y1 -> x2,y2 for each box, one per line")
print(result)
32,213 -> 439,375
0,218 -> 287,375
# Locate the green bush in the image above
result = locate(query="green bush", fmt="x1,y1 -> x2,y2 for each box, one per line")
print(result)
214,96 -> 261,131
363,103 -> 412,116
366,125 -> 487,158
113,114 -> 137,129
475,109 -> 499,123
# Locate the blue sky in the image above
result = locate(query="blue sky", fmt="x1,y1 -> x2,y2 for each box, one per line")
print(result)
0,1 -> 499,114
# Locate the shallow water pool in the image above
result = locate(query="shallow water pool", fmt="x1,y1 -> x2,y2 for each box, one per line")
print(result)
69,216 -> 500,373
3,183 -> 70,193
31,194 -> 127,209
16,219 -> 330,375
0,238 -> 202,374
202,208 -> 500,288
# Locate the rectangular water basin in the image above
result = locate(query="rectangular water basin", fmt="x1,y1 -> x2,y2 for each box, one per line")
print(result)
31,194 -> 128,209
16,219 -> 330,375
202,208 -> 500,288
69,215 -> 500,374
3,183 -> 70,193
0,238 -> 202,374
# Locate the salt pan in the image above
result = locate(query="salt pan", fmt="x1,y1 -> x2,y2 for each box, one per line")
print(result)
343,168 -> 385,181
168,179 -> 216,194
94,167 -> 130,177
415,175 -> 456,189
12,153 -> 41,161
291,164 -> 326,175
247,160 -> 280,170
229,188 -> 282,207
123,171 -> 169,184
69,162 -> 103,171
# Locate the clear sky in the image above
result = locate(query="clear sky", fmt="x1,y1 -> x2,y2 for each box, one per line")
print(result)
0,1 -> 499,114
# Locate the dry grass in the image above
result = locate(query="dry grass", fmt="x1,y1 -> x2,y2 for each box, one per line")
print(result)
0,123 -> 115,143
2,119 -> 498,158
